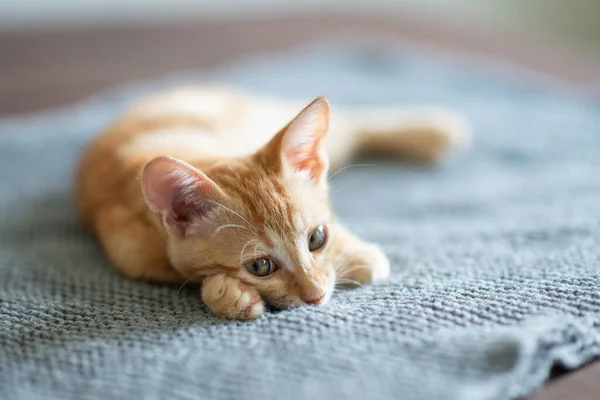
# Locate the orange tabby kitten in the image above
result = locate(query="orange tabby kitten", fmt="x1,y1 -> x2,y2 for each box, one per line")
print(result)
76,86 -> 469,320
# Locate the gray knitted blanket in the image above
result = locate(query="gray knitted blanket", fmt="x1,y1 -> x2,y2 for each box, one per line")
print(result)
1,40 -> 600,400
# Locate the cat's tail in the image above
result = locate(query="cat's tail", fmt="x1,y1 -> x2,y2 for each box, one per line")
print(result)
330,106 -> 471,165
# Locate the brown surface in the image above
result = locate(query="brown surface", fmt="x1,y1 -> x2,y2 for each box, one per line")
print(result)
2,14 -> 600,116
528,362 -> 600,400
1,12 -> 599,399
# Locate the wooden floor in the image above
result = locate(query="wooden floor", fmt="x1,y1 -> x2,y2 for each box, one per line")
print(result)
1,13 -> 599,399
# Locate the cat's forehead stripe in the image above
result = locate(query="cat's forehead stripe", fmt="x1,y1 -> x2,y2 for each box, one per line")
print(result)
219,162 -> 317,271
264,227 -> 294,270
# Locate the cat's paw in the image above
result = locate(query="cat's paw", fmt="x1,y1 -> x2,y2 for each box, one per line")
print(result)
201,274 -> 265,320
339,244 -> 390,285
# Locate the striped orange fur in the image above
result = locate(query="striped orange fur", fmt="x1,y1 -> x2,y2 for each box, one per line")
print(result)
76,86 -> 470,319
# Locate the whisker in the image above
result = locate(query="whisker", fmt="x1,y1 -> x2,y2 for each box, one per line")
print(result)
184,260 -> 234,277
252,242 -> 262,258
328,164 -> 376,181
336,278 -> 364,288
332,246 -> 366,272
177,274 -> 202,300
330,187 -> 348,195
336,264 -> 371,276
210,223 -> 250,238
193,268 -> 229,282
206,200 -> 255,232
239,239 -> 260,264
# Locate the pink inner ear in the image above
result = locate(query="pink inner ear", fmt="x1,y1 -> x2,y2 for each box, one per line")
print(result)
286,148 -> 325,180
171,188 -> 194,223
142,157 -> 218,237
281,97 -> 330,182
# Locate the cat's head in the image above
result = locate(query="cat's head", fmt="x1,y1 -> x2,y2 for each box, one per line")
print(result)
141,96 -> 338,309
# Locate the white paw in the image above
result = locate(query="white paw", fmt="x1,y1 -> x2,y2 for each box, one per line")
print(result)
339,244 -> 391,285
201,275 -> 265,320
364,244 -> 391,284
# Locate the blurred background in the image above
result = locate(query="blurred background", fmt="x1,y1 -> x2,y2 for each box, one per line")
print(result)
5,0 -> 600,39
2,0 -> 600,116
2,3 -> 600,399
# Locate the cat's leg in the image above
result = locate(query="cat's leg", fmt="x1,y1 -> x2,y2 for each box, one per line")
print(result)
327,106 -> 471,165
329,224 -> 391,285
201,274 -> 265,320
94,205 -> 185,284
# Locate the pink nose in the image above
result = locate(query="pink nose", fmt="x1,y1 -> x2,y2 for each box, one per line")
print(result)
305,294 -> 325,306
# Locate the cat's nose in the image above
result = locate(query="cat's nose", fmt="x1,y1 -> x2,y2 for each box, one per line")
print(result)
304,294 -> 325,305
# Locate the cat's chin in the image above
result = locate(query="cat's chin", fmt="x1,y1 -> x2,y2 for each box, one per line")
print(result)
319,289 -> 334,306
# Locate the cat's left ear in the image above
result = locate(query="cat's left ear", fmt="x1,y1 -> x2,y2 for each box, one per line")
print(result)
140,156 -> 224,238
264,96 -> 330,184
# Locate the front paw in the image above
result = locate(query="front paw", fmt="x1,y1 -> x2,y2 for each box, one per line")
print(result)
339,244 -> 390,285
201,274 -> 265,320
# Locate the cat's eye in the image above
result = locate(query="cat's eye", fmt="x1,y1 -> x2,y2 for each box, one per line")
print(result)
245,258 -> 276,277
308,225 -> 327,252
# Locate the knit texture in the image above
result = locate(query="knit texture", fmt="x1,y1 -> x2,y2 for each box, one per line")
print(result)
1,40 -> 600,400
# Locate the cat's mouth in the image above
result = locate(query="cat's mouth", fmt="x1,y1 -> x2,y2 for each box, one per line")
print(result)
304,294 -> 326,306
262,274 -> 335,311
265,293 -> 331,311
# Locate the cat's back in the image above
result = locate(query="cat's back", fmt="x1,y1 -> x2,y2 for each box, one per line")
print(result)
75,85 -> 289,229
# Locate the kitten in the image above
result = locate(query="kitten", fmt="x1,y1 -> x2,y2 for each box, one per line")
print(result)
76,86 -> 470,320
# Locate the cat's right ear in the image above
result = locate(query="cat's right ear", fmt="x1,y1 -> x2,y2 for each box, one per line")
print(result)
141,156 -> 223,238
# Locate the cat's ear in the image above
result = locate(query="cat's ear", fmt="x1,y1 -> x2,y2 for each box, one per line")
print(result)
141,156 -> 223,238
263,96 -> 330,183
